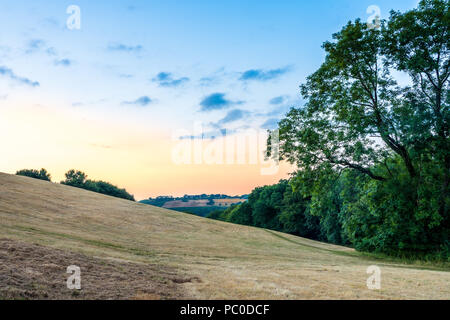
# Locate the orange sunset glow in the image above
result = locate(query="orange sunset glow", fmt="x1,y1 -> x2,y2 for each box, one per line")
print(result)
0,101 -> 292,199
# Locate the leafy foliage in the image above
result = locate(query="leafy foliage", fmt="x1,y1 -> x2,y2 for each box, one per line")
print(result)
61,170 -> 135,201
16,169 -> 51,182
271,0 -> 449,259
210,1 -> 449,260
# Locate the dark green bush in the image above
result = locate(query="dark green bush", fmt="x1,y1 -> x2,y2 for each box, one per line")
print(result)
16,168 -> 51,182
61,170 -> 135,201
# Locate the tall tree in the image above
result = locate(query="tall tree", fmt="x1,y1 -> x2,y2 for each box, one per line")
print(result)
268,0 -> 449,256
383,0 -> 449,215
272,0 -> 448,184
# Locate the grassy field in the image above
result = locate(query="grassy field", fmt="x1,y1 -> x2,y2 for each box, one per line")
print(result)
0,172 -> 449,300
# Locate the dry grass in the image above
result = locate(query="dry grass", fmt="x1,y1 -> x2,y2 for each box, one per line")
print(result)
0,239 -> 192,300
0,172 -> 449,300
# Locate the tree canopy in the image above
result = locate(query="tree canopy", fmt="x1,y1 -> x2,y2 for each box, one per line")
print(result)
61,170 -> 135,201
16,168 -> 52,182
241,0 -> 450,259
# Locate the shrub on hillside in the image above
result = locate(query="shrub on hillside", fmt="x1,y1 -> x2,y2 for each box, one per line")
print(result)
61,170 -> 135,201
16,169 -> 51,182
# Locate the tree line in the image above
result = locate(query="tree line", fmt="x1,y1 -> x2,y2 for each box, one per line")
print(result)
16,168 -> 135,201
210,0 -> 449,261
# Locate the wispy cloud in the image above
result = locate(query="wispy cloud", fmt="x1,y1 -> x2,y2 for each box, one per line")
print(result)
239,66 -> 291,82
200,93 -> 243,112
269,95 -> 289,105
217,109 -> 249,125
25,39 -> 46,54
122,96 -> 152,106
108,43 -> 143,53
199,67 -> 227,87
72,98 -> 108,107
152,72 -> 189,87
261,118 -> 279,130
24,39 -> 65,62
199,76 -> 217,87
54,59 -> 73,67
259,96 -> 303,130
42,17 -> 60,28
205,109 -> 251,136
46,47 -> 57,56
0,66 -> 40,87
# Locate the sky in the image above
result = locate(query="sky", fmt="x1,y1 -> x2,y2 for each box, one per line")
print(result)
0,0 -> 419,200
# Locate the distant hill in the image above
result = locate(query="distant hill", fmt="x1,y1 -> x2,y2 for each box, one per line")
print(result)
139,194 -> 248,216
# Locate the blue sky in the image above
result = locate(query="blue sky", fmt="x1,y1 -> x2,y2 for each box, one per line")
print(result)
0,0 -> 419,198
0,0 -> 418,128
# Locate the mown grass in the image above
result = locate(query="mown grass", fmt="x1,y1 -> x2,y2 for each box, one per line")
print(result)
11,225 -> 156,258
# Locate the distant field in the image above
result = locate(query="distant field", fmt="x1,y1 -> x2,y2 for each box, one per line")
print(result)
0,172 -> 449,300
162,198 -> 245,209
213,198 -> 245,207
163,199 -> 209,208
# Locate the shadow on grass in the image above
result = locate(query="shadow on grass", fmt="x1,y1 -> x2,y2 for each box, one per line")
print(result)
264,230 -> 450,272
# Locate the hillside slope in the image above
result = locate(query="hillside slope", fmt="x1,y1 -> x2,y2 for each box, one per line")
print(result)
0,172 -> 449,299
